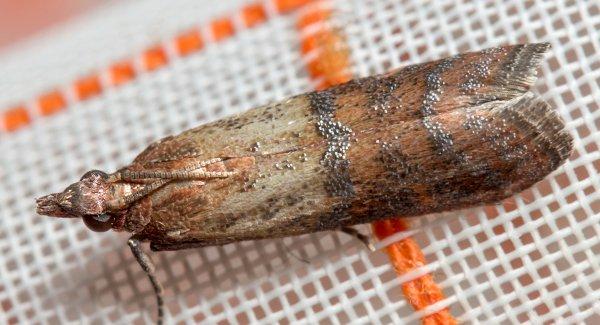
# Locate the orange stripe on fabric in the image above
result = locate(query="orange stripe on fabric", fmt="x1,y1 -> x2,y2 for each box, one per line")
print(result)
142,46 -> 169,71
37,90 -> 66,116
241,3 -> 268,28
109,60 -> 136,86
1,1 -> 310,133
296,7 -> 331,29
2,106 -> 31,132
211,17 -> 236,42
175,29 -> 204,56
74,74 -> 102,100
295,4 -> 456,324
275,0 -> 313,13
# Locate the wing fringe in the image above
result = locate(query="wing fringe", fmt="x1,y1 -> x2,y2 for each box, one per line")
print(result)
492,42 -> 551,99
494,92 -> 573,169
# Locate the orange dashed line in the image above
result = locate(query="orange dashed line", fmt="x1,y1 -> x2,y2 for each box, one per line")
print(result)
275,0 -> 313,13
74,75 -> 102,100
1,1 -> 311,132
37,91 -> 67,116
2,106 -> 31,132
142,46 -> 169,71
211,17 -> 236,42
109,60 -> 136,86
296,4 -> 457,324
241,3 -> 268,28
175,29 -> 204,56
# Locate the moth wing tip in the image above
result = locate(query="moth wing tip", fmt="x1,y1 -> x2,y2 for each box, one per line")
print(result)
502,93 -> 574,164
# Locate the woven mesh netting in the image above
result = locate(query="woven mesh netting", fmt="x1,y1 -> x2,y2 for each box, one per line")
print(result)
0,0 -> 598,323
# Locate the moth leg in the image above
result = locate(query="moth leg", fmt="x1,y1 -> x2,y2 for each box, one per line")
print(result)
149,237 -> 236,251
339,227 -> 376,252
128,237 -> 164,325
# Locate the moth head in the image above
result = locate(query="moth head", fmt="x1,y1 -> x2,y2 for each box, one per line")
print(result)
36,170 -> 115,232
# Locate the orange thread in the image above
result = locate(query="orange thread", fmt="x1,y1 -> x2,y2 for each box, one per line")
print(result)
74,75 -> 102,100
211,18 -> 236,42
296,7 -> 331,29
241,3 -> 268,28
142,46 -> 169,71
296,4 -> 456,324
108,61 -> 136,86
373,220 -> 456,325
37,91 -> 66,116
2,106 -> 31,132
175,29 -> 204,56
275,0 -> 313,13
300,29 -> 351,89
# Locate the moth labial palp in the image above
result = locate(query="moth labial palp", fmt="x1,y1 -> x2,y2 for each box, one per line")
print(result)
35,43 -> 573,324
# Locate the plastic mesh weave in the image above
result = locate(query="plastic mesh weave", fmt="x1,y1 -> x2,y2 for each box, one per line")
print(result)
0,0 -> 598,324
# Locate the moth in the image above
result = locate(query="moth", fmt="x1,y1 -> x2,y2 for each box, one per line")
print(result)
36,43 -> 572,324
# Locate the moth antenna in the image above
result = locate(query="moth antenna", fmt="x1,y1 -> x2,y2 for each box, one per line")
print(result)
106,180 -> 170,209
123,180 -> 170,205
183,170 -> 236,178
113,157 -> 229,181
114,169 -> 235,181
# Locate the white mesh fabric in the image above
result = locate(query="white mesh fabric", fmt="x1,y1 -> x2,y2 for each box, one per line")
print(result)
0,0 -> 598,324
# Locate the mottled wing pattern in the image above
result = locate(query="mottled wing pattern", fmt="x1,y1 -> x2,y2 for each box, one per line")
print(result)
123,43 -> 571,250
340,93 -> 571,224
294,43 -> 571,226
